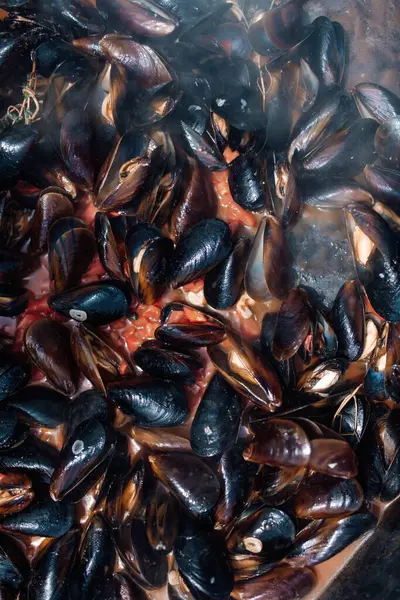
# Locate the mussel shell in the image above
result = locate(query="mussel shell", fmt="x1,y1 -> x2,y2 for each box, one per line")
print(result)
107,378 -> 188,428
97,0 -> 178,38
114,572 -> 147,600
95,212 -> 125,281
0,284 -> 28,317
66,389 -> 108,441
27,529 -> 80,600
204,237 -> 250,310
301,182 -> 373,209
332,395 -> 370,448
149,452 -> 220,515
231,565 -> 317,600
0,124 -> 38,186
244,418 -> 311,468
353,83 -> 400,124
272,288 -> 311,360
24,319 -> 79,395
190,372 -> 242,457
72,514 -> 115,600
117,517 -> 168,589
60,109 -> 94,190
0,438 -> 55,482
0,410 -> 28,451
299,17 -> 344,88
332,280 -> 365,362
286,513 -> 377,567
29,188 -> 74,254
228,155 -> 265,212
0,472 -> 34,516
363,164 -> 400,207
48,280 -> 131,325
171,218 -> 232,288
50,418 -> 116,501
145,480 -> 178,554
308,438 -> 357,478
293,474 -> 363,519
174,517 -> 234,599
375,116 -> 400,167
0,354 -> 31,400
6,385 -> 69,427
297,358 -> 347,394
0,532 -> 29,592
155,322 -> 226,347
180,122 -> 226,171
134,341 -> 201,384
0,496 -> 74,537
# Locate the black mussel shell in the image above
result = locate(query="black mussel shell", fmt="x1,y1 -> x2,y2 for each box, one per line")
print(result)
0,532 -> 29,593
299,17 -> 345,88
0,496 -> 74,537
95,212 -> 125,281
171,218 -> 232,288
0,358 -> 30,401
332,395 -> 370,448
0,285 -> 28,317
301,182 -> 373,209
24,319 -> 79,395
332,280 -> 365,362
134,340 -> 201,384
30,188 -> 74,254
155,322 -> 226,347
363,164 -> 400,207
50,418 -> 116,501
375,116 -> 400,168
28,529 -> 80,600
286,513 -> 377,567
0,410 -> 28,451
180,122 -> 226,171
204,237 -> 250,310
149,452 -> 220,515
114,572 -> 147,599
353,83 -> 400,124
107,378 -> 188,428
228,155 -> 265,212
126,223 -> 174,305
227,506 -> 296,556
174,517 -> 234,599
48,280 -> 131,325
272,288 -> 311,360
0,437 -> 56,482
297,359 -> 348,395
0,125 -> 38,187
232,565 -> 317,599
6,385 -> 69,428
71,514 -> 115,600
66,389 -> 108,441
97,0 -> 178,38
191,372 -> 242,457
145,480 -> 178,555
60,109 -> 95,191
0,472 -> 34,516
293,474 -> 364,519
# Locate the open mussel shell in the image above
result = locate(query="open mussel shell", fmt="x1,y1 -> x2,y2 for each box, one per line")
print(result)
116,517 -> 168,589
145,479 -> 178,555
298,358 -> 347,395
286,512 -> 377,568
48,216 -> 96,293
95,212 -> 125,281
6,385 -> 69,427
97,0 -> 178,37
126,223 -> 174,305
228,506 -> 296,557
353,83 -> 400,124
71,514 -> 115,600
363,164 -> 400,207
204,237 -> 250,310
0,496 -> 74,537
191,372 -> 242,457
244,418 -> 311,468
293,474 -> 363,519
171,218 -> 232,288
50,417 -> 116,501
107,378 -> 188,428
0,531 -> 29,594
29,188 -> 74,254
375,116 -> 400,167
228,155 -> 265,212
48,280 -> 131,325
24,319 -> 79,395
134,340 -> 201,384
0,472 -> 34,516
0,284 -> 28,317
180,122 -> 226,171
332,395 -> 370,448
248,0 -> 304,56
301,182 -> 373,209
0,124 -> 38,188
332,280 -> 365,362
27,529 -> 80,600
175,516 -> 234,599
272,288 -> 311,360
60,109 -> 95,191
149,452 -> 220,515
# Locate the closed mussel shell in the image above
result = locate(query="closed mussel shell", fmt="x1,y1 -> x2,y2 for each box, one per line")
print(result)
0,496 -> 74,537
375,116 -> 400,168
204,237 -> 250,310
0,410 -> 28,451
174,516 -> 234,599
190,372 -> 242,457
332,280 -> 365,362
363,164 -> 400,207
232,565 -> 317,600
114,572 -> 147,600
24,319 -> 79,395
243,418 -> 311,468
0,437 -> 56,483
30,188 -> 74,254
50,418 -> 116,501
97,0 -> 178,38
148,452 -> 220,515
6,385 -> 69,428
272,288 -> 311,360
0,358 -> 30,402
95,212 -> 125,281
60,109 -> 95,191
0,285 -> 28,318
353,83 -> 400,124
227,506 -> 296,557
107,378 -> 188,428
0,532 -> 29,593
293,474 -> 363,519
155,322 -> 226,348
66,389 -> 108,441
228,155 -> 265,212
145,480 -> 178,555
309,438 -> 358,478
170,218 -> 232,288
134,340 -> 201,384
126,223 -> 174,304
27,529 -> 80,600
48,280 -> 131,325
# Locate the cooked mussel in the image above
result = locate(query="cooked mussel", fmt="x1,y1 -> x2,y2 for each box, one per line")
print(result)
353,82 -> 400,124
363,164 -> 400,207
0,496 -> 74,537
375,116 -> 400,167
231,565 -> 317,600
48,280 -> 131,325
0,472 -> 34,516
5,385 -> 68,427
155,322 -> 226,348
0,410 -> 28,451
228,155 -> 265,212
60,109 -> 95,191
97,0 -> 178,38
272,288 -> 311,360
0,284 -> 28,317
107,378 -> 188,427
29,187 -> 73,254
293,474 -> 363,519
145,479 -> 178,554
134,340 -> 201,384
248,0 -> 305,57
95,212 -> 125,281
332,280 -> 365,362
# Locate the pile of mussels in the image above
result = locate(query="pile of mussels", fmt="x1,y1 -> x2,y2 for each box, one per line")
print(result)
0,0 -> 399,598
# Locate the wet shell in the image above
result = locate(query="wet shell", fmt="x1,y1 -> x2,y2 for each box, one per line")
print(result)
6,385 -> 69,427
272,288 -> 311,360
155,322 -> 226,348
309,439 -> 358,478
231,565 -> 317,600
244,419 -> 311,468
375,116 -> 400,167
0,496 -> 74,537
293,475 -> 363,519
134,341 -> 201,384
228,155 -> 265,212
332,280 -> 365,362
